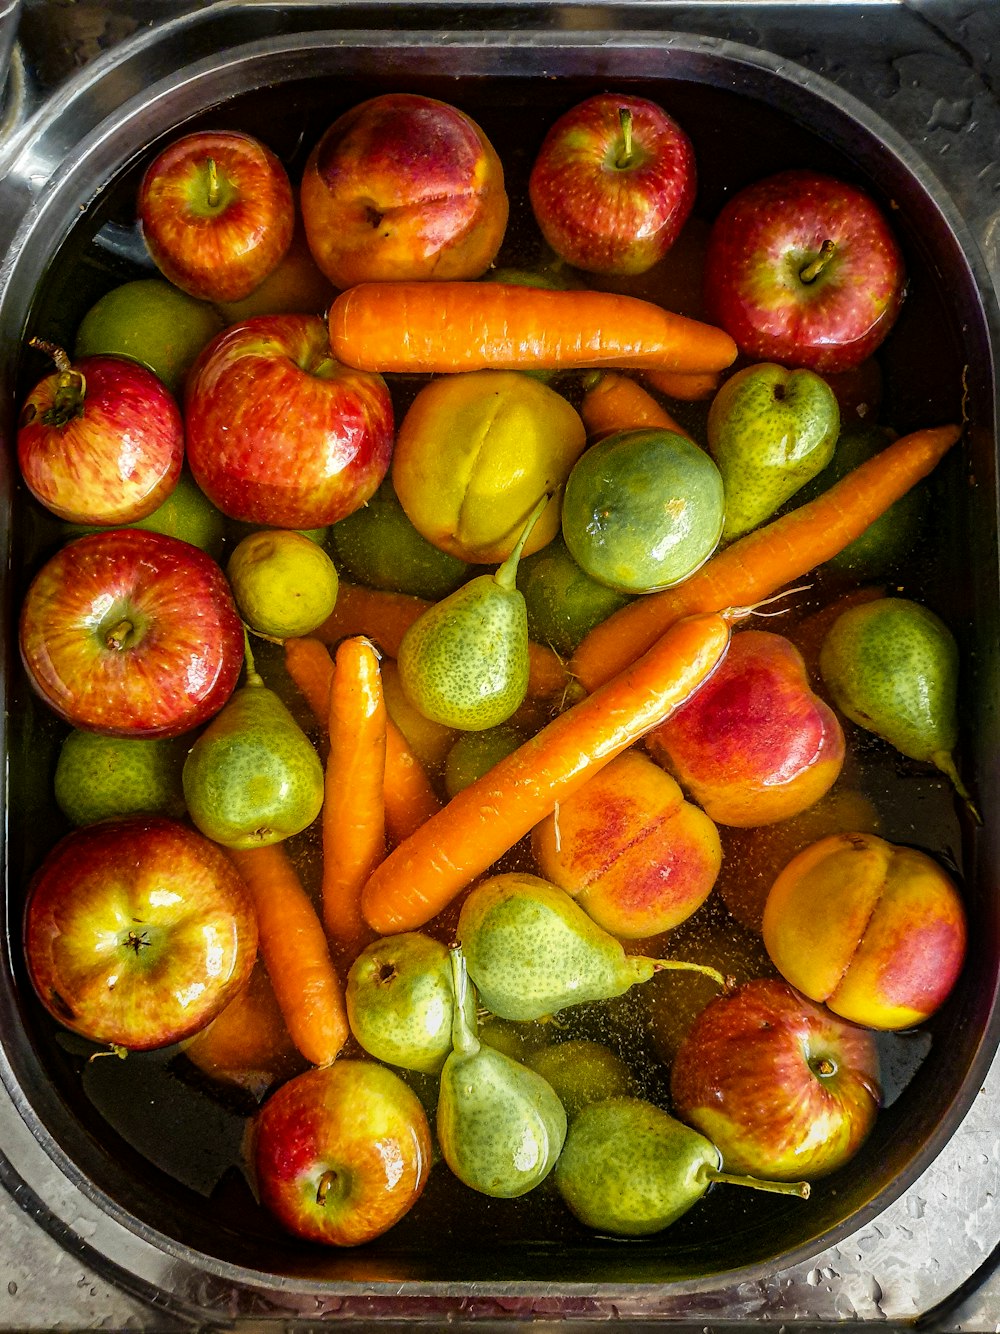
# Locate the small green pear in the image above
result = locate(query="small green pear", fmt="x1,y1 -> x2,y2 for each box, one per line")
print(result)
555,1097 -> 809,1236
396,497 -> 546,731
346,932 -> 456,1074
182,634 -> 324,848
437,949 -> 567,1198
708,362 -> 840,541
818,596 -> 974,808
456,872 -> 725,1021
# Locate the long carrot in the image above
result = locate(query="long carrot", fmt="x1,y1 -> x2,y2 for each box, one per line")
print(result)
642,367 -> 723,402
227,844 -> 348,1068
328,282 -> 738,376
361,609 -> 734,935
580,371 -> 692,441
284,635 -> 442,844
322,636 -> 387,949
569,423 -> 962,693
313,580 -> 570,703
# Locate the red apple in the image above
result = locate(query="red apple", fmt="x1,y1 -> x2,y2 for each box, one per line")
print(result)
138,129 -> 295,303
19,527 -> 244,737
17,344 -> 183,525
253,1060 -> 432,1246
24,815 -> 258,1051
703,169 -> 906,373
185,314 -> 393,528
670,978 -> 881,1181
528,93 -> 696,276
300,92 -> 509,289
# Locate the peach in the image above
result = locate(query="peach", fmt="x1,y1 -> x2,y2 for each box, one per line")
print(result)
646,629 -> 845,826
300,93 -> 508,289
531,749 -> 721,939
762,831 -> 967,1030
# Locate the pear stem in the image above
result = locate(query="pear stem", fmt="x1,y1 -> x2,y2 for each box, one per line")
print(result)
241,625 -> 264,689
932,749 -> 982,824
652,959 -> 728,989
449,948 -> 481,1058
706,1167 -> 811,1199
798,239 -> 836,284
495,494 -> 550,593
616,107 -> 635,169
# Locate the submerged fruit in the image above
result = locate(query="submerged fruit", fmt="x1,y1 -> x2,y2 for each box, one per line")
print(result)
227,528 -> 340,639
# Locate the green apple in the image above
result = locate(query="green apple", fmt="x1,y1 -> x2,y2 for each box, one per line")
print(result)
707,362 -> 840,541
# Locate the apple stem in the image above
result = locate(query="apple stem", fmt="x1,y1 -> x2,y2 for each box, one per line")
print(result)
706,1166 -> 812,1199
28,336 -> 87,426
205,157 -> 221,209
798,239 -> 836,284
104,619 -> 136,651
616,107 -> 634,169
315,1169 -> 339,1206
651,959 -> 729,989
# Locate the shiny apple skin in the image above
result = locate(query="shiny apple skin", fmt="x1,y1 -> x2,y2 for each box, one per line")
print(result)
670,978 -> 881,1181
703,170 -> 906,373
185,314 -> 394,528
300,92 -> 509,288
19,528 -> 245,738
138,130 -> 295,303
254,1060 -> 433,1247
24,815 -> 258,1051
528,92 -> 697,277
17,354 -> 184,525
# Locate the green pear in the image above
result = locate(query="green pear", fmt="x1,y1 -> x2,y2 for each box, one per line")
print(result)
708,362 -> 840,541
456,873 -> 725,1021
555,1097 -> 809,1236
346,932 -> 457,1074
437,949 -> 567,1198
396,496 -> 546,731
818,596 -> 974,809
182,635 -> 324,848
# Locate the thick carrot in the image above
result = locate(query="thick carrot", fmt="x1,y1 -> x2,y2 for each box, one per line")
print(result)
284,636 -> 334,723
570,423 -> 962,693
580,372 -> 692,441
227,844 -> 348,1068
642,367 -> 723,402
329,282 -> 738,376
361,609 -> 734,934
322,635 -> 387,949
384,716 -> 444,843
313,580 -> 570,703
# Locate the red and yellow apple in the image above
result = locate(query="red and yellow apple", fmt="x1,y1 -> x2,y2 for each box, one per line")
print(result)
670,977 -> 881,1180
646,630 -> 845,826
762,831 -> 967,1029
301,92 -> 508,289
24,815 -> 258,1051
185,314 -> 394,528
253,1059 -> 432,1246
531,749 -> 721,938
138,129 -> 295,303
529,92 -> 696,276
17,347 -> 183,525
19,527 -> 244,737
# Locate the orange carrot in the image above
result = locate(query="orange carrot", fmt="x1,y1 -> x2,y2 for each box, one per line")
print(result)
227,844 -> 348,1068
642,367 -> 723,402
384,716 -> 444,843
570,423 -> 962,693
361,609 -> 734,934
322,635 -> 387,949
329,282 -> 738,376
313,580 -> 570,703
580,372 -> 692,441
284,636 -> 334,723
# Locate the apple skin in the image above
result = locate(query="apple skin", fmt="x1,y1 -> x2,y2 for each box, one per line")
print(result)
670,977 -> 881,1181
138,129 -> 295,303
19,527 -> 245,738
253,1059 -> 433,1246
185,314 -> 394,528
300,92 -> 509,289
529,93 -> 697,277
703,169 -> 906,373
17,352 -> 183,525
24,815 -> 258,1051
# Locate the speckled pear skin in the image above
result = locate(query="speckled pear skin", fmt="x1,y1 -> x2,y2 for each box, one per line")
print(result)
818,597 -> 961,771
707,362 -> 840,542
555,1096 -> 719,1235
182,679 -> 324,848
436,948 -> 567,1198
456,873 -> 658,1021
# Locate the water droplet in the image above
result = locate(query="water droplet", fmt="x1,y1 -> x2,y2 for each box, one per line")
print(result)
928,96 -> 973,132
